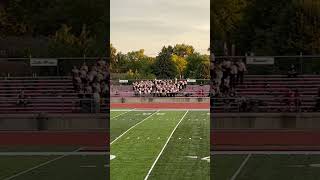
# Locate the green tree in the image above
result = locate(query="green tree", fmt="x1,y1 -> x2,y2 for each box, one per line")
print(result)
110,44 -> 118,72
153,46 -> 178,79
173,44 -> 195,58
48,24 -> 79,57
211,0 -> 249,55
172,54 -> 187,78
231,0 -> 320,55
185,53 -> 210,79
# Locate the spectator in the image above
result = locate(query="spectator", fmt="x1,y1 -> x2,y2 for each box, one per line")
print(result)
237,59 -> 247,84
285,89 -> 295,112
93,90 -> 100,113
132,79 -> 187,97
288,64 -> 298,78
221,76 -> 230,96
72,66 -> 79,78
221,59 -> 232,86
81,62 -> 89,72
71,58 -> 108,113
215,65 -> 223,91
230,62 -> 238,89
239,97 -> 248,112
16,90 -> 28,107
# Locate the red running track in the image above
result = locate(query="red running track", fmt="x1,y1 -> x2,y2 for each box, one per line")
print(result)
0,131 -> 108,146
212,130 -> 320,151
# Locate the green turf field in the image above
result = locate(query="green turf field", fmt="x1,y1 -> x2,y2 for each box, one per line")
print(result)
0,155 -> 107,180
0,146 -> 107,179
212,153 -> 320,180
110,109 -> 210,180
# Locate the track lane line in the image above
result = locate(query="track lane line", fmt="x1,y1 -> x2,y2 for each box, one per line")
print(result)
111,110 -> 159,145
230,154 -> 251,180
3,147 -> 83,180
144,110 -> 189,180
111,109 -> 135,120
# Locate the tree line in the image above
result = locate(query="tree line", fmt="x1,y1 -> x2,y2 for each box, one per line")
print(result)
212,0 -> 320,56
0,0 -> 107,57
111,44 -> 210,80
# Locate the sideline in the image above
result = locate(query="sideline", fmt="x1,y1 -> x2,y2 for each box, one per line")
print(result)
110,109 -> 135,120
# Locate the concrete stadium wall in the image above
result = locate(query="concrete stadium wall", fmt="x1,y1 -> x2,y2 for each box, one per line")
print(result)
0,113 -> 107,131
212,112 -> 320,129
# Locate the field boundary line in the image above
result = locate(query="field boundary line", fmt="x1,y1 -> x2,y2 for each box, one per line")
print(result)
0,152 -> 108,156
111,110 -> 159,145
111,109 -> 135,120
211,151 -> 320,155
144,110 -> 189,180
111,109 -> 209,112
230,154 -> 251,180
3,147 -> 83,180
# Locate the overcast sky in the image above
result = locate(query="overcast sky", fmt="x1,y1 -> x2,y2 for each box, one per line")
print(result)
111,0 -> 210,56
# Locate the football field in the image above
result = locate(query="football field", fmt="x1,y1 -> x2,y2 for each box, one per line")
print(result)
0,146 -> 107,180
212,152 -> 320,180
110,109 -> 210,180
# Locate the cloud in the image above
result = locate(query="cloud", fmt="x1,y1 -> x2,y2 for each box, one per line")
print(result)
111,0 -> 210,56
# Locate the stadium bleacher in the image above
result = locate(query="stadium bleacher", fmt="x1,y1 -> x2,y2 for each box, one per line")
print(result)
0,77 -> 107,113
111,83 -> 210,97
212,75 -> 320,112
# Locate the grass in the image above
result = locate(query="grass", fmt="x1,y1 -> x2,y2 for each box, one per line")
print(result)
212,154 -> 320,180
110,109 -> 210,180
0,155 -> 107,180
0,143 -> 107,179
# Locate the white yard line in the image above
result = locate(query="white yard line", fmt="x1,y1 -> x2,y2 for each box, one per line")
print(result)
111,109 -> 135,120
3,155 -> 67,180
3,147 -> 83,180
111,110 -> 159,145
230,154 -> 251,180
144,110 -> 189,180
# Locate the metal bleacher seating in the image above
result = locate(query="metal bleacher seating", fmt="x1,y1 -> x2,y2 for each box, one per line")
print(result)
212,75 -> 320,113
0,77 -> 107,114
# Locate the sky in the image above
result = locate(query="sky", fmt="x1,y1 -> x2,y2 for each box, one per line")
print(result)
111,0 -> 210,57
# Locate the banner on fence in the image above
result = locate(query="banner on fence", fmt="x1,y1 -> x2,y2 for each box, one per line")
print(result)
246,57 -> 274,65
119,80 -> 129,83
187,79 -> 196,83
30,59 -> 58,66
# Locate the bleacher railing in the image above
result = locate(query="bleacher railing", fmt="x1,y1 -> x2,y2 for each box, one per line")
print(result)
111,91 -> 210,97
110,79 -> 210,85
0,98 -> 108,114
211,97 -> 320,113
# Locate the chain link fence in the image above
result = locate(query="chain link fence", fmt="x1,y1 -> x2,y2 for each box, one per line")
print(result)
0,57 -> 108,77
213,55 -> 320,75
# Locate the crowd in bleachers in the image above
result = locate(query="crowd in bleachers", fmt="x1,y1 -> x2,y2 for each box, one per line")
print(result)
211,59 -> 247,98
132,79 -> 187,97
210,59 -> 310,112
71,59 -> 109,112
72,59 -> 109,98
